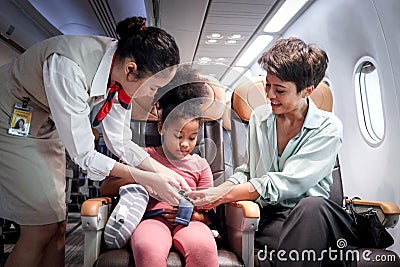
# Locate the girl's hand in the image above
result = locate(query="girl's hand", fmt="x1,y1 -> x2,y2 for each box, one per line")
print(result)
191,210 -> 211,224
162,208 -> 211,225
161,207 -> 178,226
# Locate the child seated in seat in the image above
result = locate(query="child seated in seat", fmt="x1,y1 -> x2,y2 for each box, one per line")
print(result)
102,68 -> 218,267
130,76 -> 218,267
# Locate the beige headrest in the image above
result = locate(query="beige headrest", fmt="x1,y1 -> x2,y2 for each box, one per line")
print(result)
232,78 -> 334,123
232,76 -> 267,122
130,77 -> 226,122
200,79 -> 226,122
310,82 -> 333,112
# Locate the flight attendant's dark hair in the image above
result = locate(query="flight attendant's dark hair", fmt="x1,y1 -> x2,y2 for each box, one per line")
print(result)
115,16 -> 180,79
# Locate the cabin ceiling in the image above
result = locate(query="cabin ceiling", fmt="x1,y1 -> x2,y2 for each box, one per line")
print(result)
189,0 -> 277,81
0,0 -> 306,88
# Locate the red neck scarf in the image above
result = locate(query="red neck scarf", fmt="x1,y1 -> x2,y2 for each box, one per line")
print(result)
92,82 -> 131,126
92,54 -> 131,127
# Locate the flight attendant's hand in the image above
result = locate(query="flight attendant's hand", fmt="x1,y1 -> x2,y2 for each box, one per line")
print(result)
163,168 -> 192,192
127,166 -> 182,206
138,156 -> 191,192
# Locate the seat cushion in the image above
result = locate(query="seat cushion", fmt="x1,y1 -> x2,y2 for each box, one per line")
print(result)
166,251 -> 183,267
218,249 -> 244,267
94,248 -> 243,267
94,249 -> 133,267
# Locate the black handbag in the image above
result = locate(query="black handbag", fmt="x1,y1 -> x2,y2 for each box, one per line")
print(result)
348,197 -> 394,248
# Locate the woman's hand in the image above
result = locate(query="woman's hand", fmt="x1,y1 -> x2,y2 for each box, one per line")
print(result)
164,168 -> 192,192
155,160 -> 191,192
138,157 -> 191,192
143,174 -> 182,205
185,185 -> 236,210
144,173 -> 186,205
126,166 -> 182,205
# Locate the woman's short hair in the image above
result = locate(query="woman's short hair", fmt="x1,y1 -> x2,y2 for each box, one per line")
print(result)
258,37 -> 328,93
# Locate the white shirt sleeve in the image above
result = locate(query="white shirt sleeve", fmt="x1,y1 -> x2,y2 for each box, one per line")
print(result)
101,93 -> 149,166
43,53 -> 115,181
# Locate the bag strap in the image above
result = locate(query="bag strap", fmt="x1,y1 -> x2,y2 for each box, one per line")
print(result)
206,208 -> 228,247
206,209 -> 224,234
346,196 -> 361,223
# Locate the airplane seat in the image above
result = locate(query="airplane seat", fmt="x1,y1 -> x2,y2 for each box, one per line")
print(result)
81,78 -> 259,267
231,76 -> 267,169
222,100 -> 234,180
229,77 -> 400,266
304,82 -> 343,206
222,100 -> 232,131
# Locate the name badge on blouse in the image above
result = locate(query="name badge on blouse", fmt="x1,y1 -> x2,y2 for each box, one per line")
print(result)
8,97 -> 33,137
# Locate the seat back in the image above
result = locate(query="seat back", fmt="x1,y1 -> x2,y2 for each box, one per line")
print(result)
330,157 -> 344,206
231,76 -> 267,170
306,82 -> 344,206
230,78 -> 344,205
221,100 -> 234,180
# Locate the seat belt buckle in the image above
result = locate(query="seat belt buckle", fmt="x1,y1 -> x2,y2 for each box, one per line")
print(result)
174,193 -> 194,226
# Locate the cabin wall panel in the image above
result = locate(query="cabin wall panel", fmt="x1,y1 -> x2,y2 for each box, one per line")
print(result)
0,41 -> 19,66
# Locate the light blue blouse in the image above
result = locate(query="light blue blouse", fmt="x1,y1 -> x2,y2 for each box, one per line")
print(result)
228,98 -> 343,208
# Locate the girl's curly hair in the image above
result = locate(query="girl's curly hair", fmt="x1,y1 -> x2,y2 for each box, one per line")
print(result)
155,65 -> 209,124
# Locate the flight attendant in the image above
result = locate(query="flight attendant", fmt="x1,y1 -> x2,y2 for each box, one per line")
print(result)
0,16 -> 188,267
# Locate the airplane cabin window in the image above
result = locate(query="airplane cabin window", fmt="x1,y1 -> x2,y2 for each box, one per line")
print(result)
354,57 -> 385,145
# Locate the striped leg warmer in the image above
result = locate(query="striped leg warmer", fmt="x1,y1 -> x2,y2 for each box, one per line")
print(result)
104,184 -> 149,249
